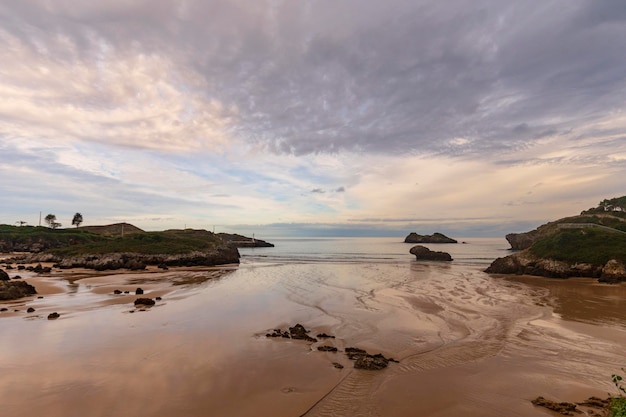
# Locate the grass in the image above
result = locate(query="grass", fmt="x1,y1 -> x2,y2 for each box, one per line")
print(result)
611,397 -> 626,417
48,229 -> 223,256
529,228 -> 626,265
1,225 -> 224,255
0,224 -> 105,244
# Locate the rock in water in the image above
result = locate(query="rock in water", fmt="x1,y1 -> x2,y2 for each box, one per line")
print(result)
404,232 -> 457,243
409,245 -> 453,261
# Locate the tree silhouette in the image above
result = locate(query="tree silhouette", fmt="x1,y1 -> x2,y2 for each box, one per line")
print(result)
72,213 -> 83,227
44,214 -> 56,228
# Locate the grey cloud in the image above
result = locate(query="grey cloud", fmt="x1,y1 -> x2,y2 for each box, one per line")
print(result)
311,188 -> 325,194
335,187 -> 345,193
2,0 -> 625,158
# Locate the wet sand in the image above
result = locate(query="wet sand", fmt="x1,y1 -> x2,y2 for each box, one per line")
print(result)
1,260 -> 626,417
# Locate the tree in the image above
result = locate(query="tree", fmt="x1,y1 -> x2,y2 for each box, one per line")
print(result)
15,221 -> 27,227
72,213 -> 83,227
44,214 -> 56,228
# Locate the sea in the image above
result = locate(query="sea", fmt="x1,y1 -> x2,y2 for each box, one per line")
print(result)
239,236 -> 511,265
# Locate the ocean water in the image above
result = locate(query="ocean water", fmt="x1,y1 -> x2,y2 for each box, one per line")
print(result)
239,236 -> 511,265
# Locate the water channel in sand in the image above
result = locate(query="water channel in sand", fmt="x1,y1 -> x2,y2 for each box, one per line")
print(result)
1,237 -> 626,416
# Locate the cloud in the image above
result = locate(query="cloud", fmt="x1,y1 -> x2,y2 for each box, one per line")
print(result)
1,1 -> 625,235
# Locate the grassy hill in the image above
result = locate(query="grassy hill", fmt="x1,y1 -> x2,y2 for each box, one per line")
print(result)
529,227 -> 626,265
0,224 -> 224,255
50,229 -> 223,256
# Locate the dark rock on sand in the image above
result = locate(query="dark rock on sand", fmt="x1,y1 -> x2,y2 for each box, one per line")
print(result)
317,346 -> 338,352
47,312 -> 60,320
0,280 -> 37,300
266,324 -> 318,342
404,232 -> 457,244
0,269 -> 9,281
134,298 -> 156,306
113,289 -> 122,294
135,288 -> 144,295
316,333 -> 335,339
345,347 -> 397,370
0,307 -> 8,312
27,307 -> 35,313
332,362 -> 344,369
409,245 -> 453,261
289,324 -> 317,342
531,397 -> 580,416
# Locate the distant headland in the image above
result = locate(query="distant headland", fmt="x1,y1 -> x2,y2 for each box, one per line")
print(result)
0,222 -> 273,272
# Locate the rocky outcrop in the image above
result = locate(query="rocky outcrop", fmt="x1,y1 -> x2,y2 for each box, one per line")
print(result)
404,232 -> 457,244
264,324 -> 399,371
599,259 -> 626,283
0,269 -> 9,281
0,280 -> 37,300
505,232 -> 536,250
12,247 -> 240,271
484,251 -> 625,280
266,324 -> 318,342
409,245 -> 453,261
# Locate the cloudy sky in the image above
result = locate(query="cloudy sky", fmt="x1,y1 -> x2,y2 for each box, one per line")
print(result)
1,0 -> 625,237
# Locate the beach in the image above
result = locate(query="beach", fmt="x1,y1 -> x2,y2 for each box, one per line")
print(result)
1,238 -> 626,416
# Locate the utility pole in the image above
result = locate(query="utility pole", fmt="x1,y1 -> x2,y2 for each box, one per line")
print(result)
39,211 -> 41,226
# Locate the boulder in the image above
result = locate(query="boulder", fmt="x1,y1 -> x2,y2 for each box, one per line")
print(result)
0,280 -> 37,300
289,324 -> 317,342
404,232 -> 457,244
0,269 -> 9,281
599,259 -> 626,283
409,245 -> 453,261
134,298 -> 156,306
47,312 -> 60,320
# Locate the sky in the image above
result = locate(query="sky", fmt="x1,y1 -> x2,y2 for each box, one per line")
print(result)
1,0 -> 625,238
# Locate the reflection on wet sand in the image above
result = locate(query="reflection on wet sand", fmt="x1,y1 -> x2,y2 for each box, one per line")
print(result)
506,275 -> 626,328
1,262 -> 625,417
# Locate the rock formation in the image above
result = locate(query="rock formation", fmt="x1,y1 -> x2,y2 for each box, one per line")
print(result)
12,247 -> 240,271
409,245 -> 453,261
404,232 -> 457,244
0,280 -> 37,300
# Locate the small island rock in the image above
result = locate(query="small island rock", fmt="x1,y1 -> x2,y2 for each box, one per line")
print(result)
409,245 -> 453,262
404,232 -> 457,244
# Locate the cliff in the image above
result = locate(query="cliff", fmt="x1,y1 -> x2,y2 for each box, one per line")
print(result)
486,210 -> 626,282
